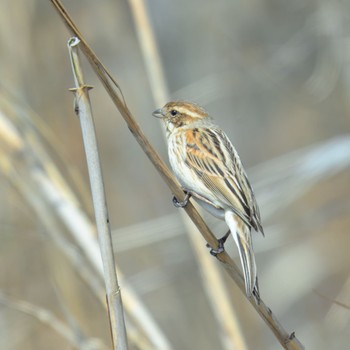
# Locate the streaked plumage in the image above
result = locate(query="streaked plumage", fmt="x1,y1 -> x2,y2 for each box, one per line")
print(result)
153,101 -> 264,297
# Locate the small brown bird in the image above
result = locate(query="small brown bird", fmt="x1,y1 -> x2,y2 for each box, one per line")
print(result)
153,101 -> 264,297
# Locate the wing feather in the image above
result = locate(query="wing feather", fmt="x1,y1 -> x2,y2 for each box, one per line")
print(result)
185,127 -> 263,234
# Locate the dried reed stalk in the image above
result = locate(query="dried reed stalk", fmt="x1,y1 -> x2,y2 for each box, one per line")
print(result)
67,37 -> 128,350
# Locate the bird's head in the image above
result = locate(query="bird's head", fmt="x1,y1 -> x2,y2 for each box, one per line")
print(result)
153,101 -> 210,131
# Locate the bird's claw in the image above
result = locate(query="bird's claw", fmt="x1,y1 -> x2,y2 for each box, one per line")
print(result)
207,245 -> 225,256
173,192 -> 191,208
206,230 -> 230,256
206,234 -> 228,256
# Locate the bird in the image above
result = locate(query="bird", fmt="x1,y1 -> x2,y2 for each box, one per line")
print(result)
153,101 -> 264,297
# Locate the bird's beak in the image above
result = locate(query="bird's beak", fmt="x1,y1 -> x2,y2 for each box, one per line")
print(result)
152,108 -> 165,118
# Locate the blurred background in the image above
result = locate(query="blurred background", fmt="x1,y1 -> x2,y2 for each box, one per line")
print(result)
0,0 -> 350,349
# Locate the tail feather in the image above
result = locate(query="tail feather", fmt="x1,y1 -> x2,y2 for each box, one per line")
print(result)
224,210 -> 257,297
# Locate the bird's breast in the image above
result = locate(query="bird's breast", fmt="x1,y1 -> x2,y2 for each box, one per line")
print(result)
167,133 -> 223,210
168,133 -> 187,177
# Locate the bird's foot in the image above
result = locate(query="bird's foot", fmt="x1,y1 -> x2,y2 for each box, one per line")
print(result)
172,191 -> 191,208
206,231 -> 230,256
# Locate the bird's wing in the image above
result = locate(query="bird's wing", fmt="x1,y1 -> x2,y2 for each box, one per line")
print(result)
184,127 -> 263,233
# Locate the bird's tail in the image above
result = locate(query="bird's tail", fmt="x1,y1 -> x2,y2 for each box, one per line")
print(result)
224,210 -> 257,297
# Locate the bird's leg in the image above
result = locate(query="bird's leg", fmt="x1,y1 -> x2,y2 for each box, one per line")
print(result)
206,230 -> 230,256
173,191 -> 191,208
218,230 -> 231,245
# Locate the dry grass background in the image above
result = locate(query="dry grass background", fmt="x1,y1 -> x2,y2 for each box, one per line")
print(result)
1,0 -> 350,349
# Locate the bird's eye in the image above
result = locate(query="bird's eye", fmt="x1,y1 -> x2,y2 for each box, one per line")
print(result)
170,109 -> 178,116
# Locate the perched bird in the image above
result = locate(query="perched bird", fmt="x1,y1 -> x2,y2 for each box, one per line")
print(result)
153,101 -> 264,297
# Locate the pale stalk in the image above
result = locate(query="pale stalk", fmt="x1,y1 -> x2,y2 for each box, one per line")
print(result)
68,37 -> 128,350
